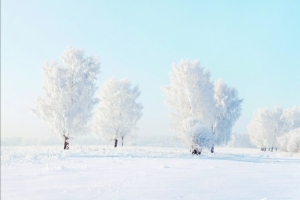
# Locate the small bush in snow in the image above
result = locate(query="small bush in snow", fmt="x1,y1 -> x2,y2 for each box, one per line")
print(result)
182,118 -> 213,150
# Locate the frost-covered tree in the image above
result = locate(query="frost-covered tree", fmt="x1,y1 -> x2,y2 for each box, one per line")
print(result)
248,109 -> 267,149
32,47 -> 101,149
278,128 -> 300,153
269,107 -> 284,148
248,108 -> 278,150
93,78 -> 143,147
248,106 -> 295,151
162,60 -> 215,153
213,79 -> 243,145
281,107 -> 300,133
277,107 -> 300,153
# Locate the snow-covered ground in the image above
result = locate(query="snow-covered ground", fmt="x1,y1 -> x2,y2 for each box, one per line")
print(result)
1,146 -> 300,200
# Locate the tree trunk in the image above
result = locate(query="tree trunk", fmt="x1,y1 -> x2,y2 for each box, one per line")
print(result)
211,126 -> 215,154
114,139 -> 118,147
63,135 -> 69,150
122,136 -> 124,147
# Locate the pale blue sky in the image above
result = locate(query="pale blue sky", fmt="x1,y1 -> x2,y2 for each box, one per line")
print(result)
2,0 -> 300,142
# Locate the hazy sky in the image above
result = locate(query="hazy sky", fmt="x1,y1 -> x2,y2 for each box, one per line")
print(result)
2,0 -> 300,142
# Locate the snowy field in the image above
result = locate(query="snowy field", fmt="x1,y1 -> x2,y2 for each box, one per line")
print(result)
1,146 -> 300,200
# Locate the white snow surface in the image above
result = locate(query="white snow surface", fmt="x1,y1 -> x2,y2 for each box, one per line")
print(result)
1,146 -> 300,200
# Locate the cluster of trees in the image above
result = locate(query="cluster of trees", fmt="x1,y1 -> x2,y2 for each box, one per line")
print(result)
33,49 -> 243,154
32,47 -> 300,154
32,47 -> 143,149
162,60 -> 243,154
248,107 -> 300,153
